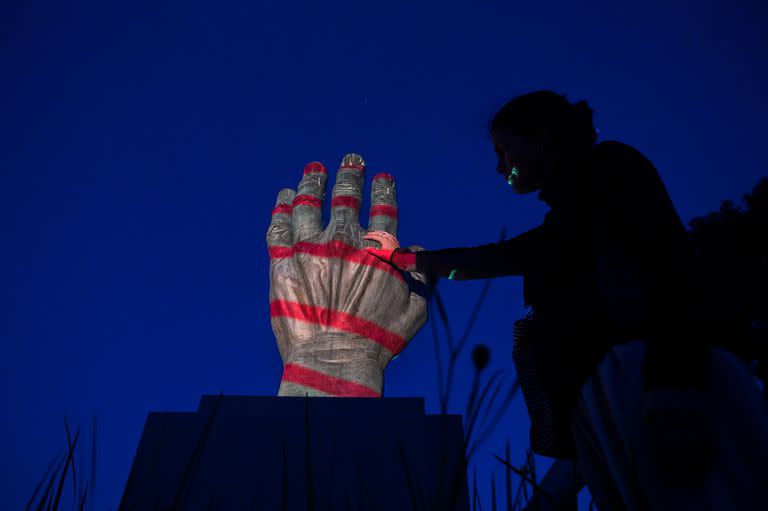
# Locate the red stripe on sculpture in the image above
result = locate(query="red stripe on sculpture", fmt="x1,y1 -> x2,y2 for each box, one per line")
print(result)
298,241 -> 403,280
270,300 -> 406,355
269,246 -> 294,259
293,194 -> 322,208
281,363 -> 380,397
373,172 -> 394,181
271,204 -> 293,215
331,196 -> 361,209
303,162 -> 327,175
369,205 -> 398,219
267,241 -> 404,281
339,164 -> 365,172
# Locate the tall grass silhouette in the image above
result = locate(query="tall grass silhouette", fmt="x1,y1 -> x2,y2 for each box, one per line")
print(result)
26,417 -> 95,511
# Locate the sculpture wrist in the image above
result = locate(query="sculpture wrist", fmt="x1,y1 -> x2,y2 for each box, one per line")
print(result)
278,333 -> 391,397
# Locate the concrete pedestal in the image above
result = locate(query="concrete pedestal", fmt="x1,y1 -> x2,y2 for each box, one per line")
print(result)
119,395 -> 469,510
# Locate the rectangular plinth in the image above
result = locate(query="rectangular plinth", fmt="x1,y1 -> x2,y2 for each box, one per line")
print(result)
119,395 -> 469,511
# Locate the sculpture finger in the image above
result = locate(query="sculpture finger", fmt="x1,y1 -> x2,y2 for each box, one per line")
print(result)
267,188 -> 296,251
293,162 -> 328,242
329,153 -> 364,240
368,172 -> 398,236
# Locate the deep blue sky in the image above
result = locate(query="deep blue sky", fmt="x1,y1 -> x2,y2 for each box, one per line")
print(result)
2,1 -> 766,509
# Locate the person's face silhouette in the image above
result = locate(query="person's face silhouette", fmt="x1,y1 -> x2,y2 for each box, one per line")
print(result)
491,128 -> 559,194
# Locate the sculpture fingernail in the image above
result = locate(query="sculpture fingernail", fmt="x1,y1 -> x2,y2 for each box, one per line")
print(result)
303,162 -> 327,175
341,153 -> 365,170
277,188 -> 295,204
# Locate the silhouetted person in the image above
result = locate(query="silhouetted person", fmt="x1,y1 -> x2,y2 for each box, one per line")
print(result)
365,91 -> 768,510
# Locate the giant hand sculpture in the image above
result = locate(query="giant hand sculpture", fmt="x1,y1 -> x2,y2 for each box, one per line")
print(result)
266,154 -> 428,397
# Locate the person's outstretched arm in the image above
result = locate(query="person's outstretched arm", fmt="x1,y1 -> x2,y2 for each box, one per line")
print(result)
365,220 -> 550,280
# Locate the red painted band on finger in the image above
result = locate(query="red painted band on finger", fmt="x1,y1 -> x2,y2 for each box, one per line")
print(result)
293,194 -> 322,208
373,172 -> 394,181
269,246 -> 294,259
270,300 -> 407,355
303,162 -> 327,175
331,196 -> 361,209
281,363 -> 381,397
272,204 -> 293,215
369,205 -> 398,219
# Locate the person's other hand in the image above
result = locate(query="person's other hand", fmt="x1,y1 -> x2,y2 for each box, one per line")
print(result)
266,154 -> 428,397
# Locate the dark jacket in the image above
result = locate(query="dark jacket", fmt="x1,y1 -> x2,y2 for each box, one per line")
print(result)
410,141 -> 700,456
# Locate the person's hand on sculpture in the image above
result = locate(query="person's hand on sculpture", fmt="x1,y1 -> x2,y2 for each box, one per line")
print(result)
363,230 -> 419,272
266,154 -> 428,397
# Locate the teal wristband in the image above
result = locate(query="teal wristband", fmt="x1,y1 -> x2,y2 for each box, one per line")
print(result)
448,269 -> 458,280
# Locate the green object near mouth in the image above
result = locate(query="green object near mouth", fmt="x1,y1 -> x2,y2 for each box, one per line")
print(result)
448,269 -> 458,280
507,166 -> 520,186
